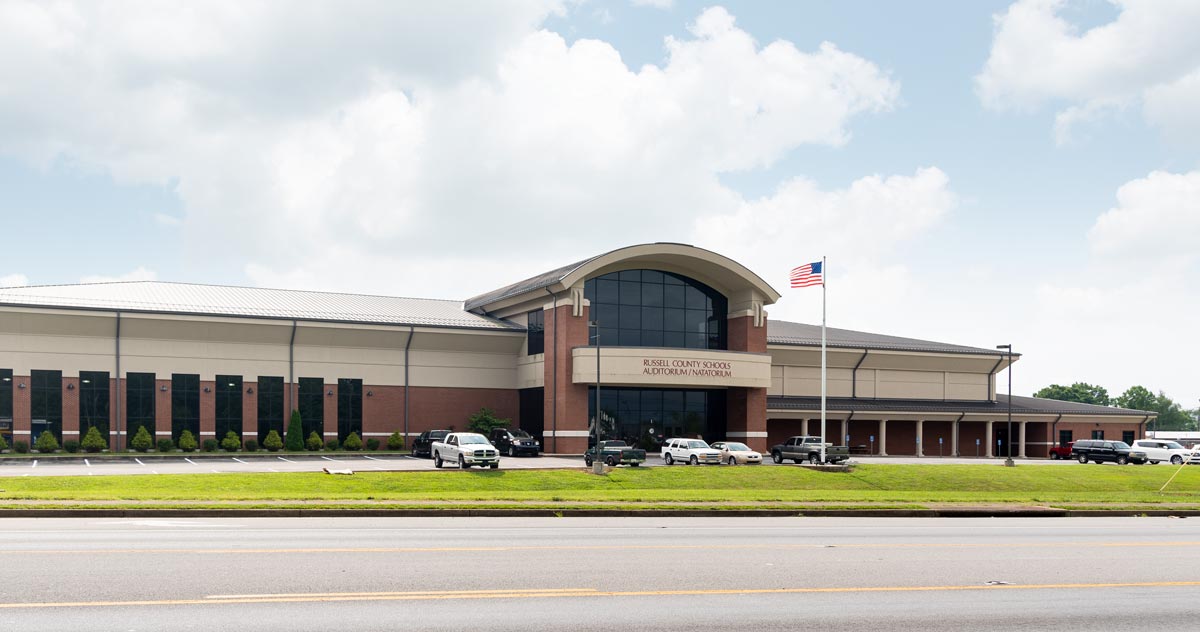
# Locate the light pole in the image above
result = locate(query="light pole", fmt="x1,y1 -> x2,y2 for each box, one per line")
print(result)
996,344 -> 1014,467
589,320 -> 603,474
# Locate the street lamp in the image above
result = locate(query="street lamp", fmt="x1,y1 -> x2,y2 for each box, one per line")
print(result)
589,320 -> 604,474
996,344 -> 1014,467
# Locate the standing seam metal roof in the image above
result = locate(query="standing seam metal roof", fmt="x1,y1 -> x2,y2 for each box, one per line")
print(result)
0,281 -> 523,331
767,320 -> 1012,356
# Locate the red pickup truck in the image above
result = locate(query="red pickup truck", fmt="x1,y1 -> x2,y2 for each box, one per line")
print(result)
1048,441 -> 1074,460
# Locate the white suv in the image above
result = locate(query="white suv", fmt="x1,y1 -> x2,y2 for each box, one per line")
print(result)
1131,439 -> 1192,465
661,438 -> 722,465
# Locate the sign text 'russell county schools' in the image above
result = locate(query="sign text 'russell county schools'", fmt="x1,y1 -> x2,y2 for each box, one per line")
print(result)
642,358 -> 733,378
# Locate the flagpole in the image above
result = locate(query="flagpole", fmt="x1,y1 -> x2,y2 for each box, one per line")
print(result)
820,256 -> 827,464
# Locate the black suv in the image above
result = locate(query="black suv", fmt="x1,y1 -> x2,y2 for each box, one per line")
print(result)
411,429 -> 450,458
1070,439 -> 1147,465
489,428 -> 540,457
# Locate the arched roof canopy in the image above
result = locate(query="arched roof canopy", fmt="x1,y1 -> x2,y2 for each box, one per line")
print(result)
465,243 -> 781,315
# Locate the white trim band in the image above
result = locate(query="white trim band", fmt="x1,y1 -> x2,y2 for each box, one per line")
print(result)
726,431 -> 769,438
544,430 -> 591,437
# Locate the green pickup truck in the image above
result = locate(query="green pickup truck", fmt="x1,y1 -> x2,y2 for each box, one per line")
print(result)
585,440 -> 646,467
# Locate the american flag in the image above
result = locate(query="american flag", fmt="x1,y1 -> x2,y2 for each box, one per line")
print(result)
790,261 -> 823,288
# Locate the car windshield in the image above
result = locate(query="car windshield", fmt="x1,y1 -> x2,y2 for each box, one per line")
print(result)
604,440 -> 627,447
687,440 -> 710,449
511,430 -> 532,438
724,442 -> 749,451
459,435 -> 489,444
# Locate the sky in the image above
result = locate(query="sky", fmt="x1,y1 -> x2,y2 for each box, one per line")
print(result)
0,0 -> 1197,407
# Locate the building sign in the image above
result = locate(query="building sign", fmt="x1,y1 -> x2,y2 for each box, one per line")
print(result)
572,347 -> 771,388
641,358 -> 734,379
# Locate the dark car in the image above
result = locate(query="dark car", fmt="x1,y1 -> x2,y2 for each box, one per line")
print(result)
489,428 -> 540,457
411,429 -> 450,458
1071,439 -> 1147,465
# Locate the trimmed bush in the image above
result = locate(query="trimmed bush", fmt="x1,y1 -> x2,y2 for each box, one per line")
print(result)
156,438 -> 174,453
14,440 -> 30,454
177,429 -> 198,453
366,438 -> 380,451
81,426 -> 106,453
244,439 -> 259,452
324,438 -> 339,451
387,431 -> 404,451
342,432 -> 362,451
129,426 -> 153,453
305,431 -> 323,451
467,407 -> 510,436
286,410 -> 304,452
35,431 -> 60,454
64,439 -> 81,454
263,430 -> 283,452
202,439 -> 218,453
220,431 -> 241,452
0,433 -> 8,452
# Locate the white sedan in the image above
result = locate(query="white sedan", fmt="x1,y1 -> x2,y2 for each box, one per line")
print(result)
711,441 -> 763,465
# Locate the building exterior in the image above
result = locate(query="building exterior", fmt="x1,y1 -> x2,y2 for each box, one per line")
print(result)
0,243 -> 1155,455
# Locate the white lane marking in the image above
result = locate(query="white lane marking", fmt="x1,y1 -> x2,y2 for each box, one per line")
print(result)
135,459 -> 145,467
232,458 -> 248,464
84,459 -> 91,467
185,458 -> 198,466
31,460 -> 37,468
362,456 -> 382,461
91,520 -> 245,528
320,456 -> 337,462
278,457 -> 295,463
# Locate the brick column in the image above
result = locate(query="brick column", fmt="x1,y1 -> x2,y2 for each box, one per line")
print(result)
726,387 -> 767,451
155,379 -> 172,439
727,314 -> 767,353
323,382 -> 338,442
242,381 -> 257,443
62,376 -> 80,441
199,381 -> 215,440
13,376 -> 31,443
543,302 -> 591,454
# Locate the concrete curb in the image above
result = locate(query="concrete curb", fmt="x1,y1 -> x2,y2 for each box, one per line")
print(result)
0,508 -> 1196,518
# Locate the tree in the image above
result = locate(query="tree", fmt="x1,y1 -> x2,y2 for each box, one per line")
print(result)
81,426 -> 107,453
1152,391 -> 1198,431
1114,385 -> 1156,412
286,410 -> 305,451
467,407 -> 510,435
1032,382 -> 1110,406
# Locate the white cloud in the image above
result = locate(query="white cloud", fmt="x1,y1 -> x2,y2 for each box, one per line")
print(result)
1088,170 -> 1200,267
977,0 -> 1200,140
631,0 -> 674,9
80,267 -> 157,284
0,273 -> 29,288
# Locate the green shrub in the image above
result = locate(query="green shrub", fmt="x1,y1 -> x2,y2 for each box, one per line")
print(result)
366,438 -> 380,451
387,431 -> 404,451
156,438 -> 174,453
81,426 -> 106,453
0,433 -> 8,451
324,438 -> 339,451
467,407 -> 510,436
342,432 -> 362,451
286,410 -> 304,451
305,431 -> 323,451
244,439 -> 259,452
202,439 -> 218,452
14,440 -> 29,454
129,426 -> 153,453
220,431 -> 241,452
35,431 -> 60,453
263,430 -> 283,452
63,439 -> 80,453
177,429 -> 198,453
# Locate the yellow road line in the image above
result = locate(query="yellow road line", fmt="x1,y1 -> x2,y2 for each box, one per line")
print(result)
4,541 -> 1200,555
2,582 -> 1199,609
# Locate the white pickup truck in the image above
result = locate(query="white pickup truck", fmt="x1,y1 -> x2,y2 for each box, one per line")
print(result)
431,432 -> 500,469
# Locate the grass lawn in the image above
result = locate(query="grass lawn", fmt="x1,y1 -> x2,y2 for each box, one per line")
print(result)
0,464 -> 1197,510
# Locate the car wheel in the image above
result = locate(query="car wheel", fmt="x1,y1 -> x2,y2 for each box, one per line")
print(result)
1049,452 -> 1059,460
1172,455 -> 1183,465
1117,455 -> 1128,465
728,456 -> 737,466
809,454 -> 821,465
433,452 -> 443,468
1077,454 -> 1088,464
606,456 -> 617,467
772,452 -> 783,464
665,453 -> 674,465
585,455 -> 593,467
458,455 -> 468,469
509,446 -> 516,457
689,455 -> 699,466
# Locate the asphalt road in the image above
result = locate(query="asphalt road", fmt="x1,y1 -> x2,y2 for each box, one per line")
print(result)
0,516 -> 1197,631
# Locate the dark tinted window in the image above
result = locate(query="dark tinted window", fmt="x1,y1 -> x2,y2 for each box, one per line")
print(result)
588,386 -> 725,449
1,369 -> 14,445
257,376 -> 285,442
527,309 -> 544,355
79,371 -> 110,440
584,269 -> 726,350
171,374 -> 200,441
31,370 -> 62,443
215,375 -> 242,440
337,378 -> 362,442
298,378 -> 324,439
126,373 -> 156,438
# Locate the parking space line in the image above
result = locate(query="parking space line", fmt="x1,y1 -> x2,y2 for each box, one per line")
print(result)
232,458 -> 247,464
278,457 -> 295,463
135,459 -> 146,467
31,460 -> 37,468
185,458 -> 198,466
320,456 -> 338,462
362,455 -> 382,461
84,459 -> 91,467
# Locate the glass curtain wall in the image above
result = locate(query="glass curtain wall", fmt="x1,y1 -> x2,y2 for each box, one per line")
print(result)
584,269 -> 727,350
588,387 -> 725,450
126,373 -> 156,438
298,378 -> 324,439
526,309 -> 545,355
336,378 -> 362,442
79,371 -> 110,440
171,374 -> 199,441
257,376 -> 285,442
30,370 -> 63,442
215,375 -> 243,440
